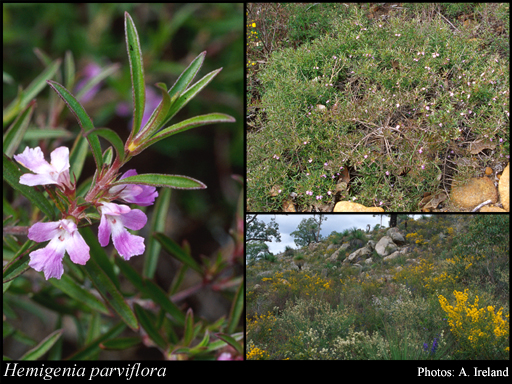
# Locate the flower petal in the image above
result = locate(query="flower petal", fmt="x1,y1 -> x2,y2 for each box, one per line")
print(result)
50,147 -> 70,173
119,208 -> 147,231
29,238 -> 66,280
28,221 -> 62,242
65,230 -> 90,265
98,213 -> 112,247
14,147 -> 53,174
112,229 -> 145,260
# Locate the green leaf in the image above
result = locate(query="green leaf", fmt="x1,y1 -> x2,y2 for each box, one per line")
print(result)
215,333 -> 243,355
20,329 -> 63,360
153,232 -> 202,274
125,12 -> 145,139
82,257 -> 138,331
168,51 -> 205,101
69,134 -> 90,185
134,82 -> 172,142
3,59 -> 61,126
49,274 -> 110,315
144,187 -> 171,279
227,280 -> 244,335
87,127 -> 125,162
164,67 -> 222,124
22,128 -> 73,141
100,337 -> 141,350
46,80 -> 103,169
111,173 -> 206,190
68,322 -> 126,360
3,154 -> 55,220
144,279 -> 186,325
115,257 -> 185,325
139,113 -> 235,152
3,100 -> 36,158
183,308 -> 194,346
134,304 -> 168,350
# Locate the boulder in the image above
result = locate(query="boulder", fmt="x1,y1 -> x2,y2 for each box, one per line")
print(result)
344,246 -> 371,263
383,251 -> 401,262
329,243 -> 350,262
333,201 -> 385,212
367,240 -> 376,251
375,236 -> 398,257
498,163 -> 509,211
450,177 -> 498,210
387,228 -> 405,245
308,243 -> 319,252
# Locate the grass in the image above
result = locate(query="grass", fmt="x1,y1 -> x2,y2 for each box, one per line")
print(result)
246,3 -> 509,212
246,215 -> 509,360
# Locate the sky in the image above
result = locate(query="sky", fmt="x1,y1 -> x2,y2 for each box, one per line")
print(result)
252,214 -> 427,254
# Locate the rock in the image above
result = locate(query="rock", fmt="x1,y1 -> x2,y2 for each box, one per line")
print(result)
375,236 -> 398,257
367,240 -> 376,251
450,177 -> 498,210
383,251 -> 401,262
345,246 -> 372,263
329,243 -> 350,262
327,244 -> 337,251
308,243 -> 319,252
386,228 -> 405,245
498,163 -> 509,211
350,238 -> 365,249
365,257 -> 373,265
333,201 -> 385,212
480,205 -> 507,212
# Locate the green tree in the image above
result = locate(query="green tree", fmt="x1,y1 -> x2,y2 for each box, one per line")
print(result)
246,214 -> 281,243
290,215 -> 326,247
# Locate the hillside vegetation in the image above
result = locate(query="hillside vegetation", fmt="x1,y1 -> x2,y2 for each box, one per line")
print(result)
246,215 -> 509,359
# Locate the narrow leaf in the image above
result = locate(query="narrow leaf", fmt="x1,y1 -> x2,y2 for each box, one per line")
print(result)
144,279 -> 186,325
153,232 -> 202,274
82,257 -> 138,331
115,257 -> 185,325
68,322 -> 126,360
125,12 -> 145,138
134,82 -> 172,141
227,280 -> 244,335
49,274 -> 110,315
20,329 -> 63,360
46,80 -> 103,169
164,67 -> 222,124
143,187 -> 171,279
3,100 -> 36,158
3,59 -> 61,125
69,134 -> 90,184
111,173 -> 206,190
134,304 -> 168,350
3,154 -> 55,220
88,127 -> 125,162
141,113 -> 235,151
215,333 -> 243,355
167,51 -> 205,102
100,337 -> 141,350
183,308 -> 194,346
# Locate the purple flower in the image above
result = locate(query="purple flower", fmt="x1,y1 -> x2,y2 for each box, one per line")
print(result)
109,169 -> 158,206
28,219 -> 90,280
14,146 -> 72,190
98,202 -> 147,260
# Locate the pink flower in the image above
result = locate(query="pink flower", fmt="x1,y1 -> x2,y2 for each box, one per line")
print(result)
98,202 -> 147,260
28,219 -> 90,280
14,146 -> 72,190
109,169 -> 158,206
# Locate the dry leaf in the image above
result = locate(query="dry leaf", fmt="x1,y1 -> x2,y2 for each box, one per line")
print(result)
419,191 -> 447,210
469,139 -> 496,154
339,166 -> 350,184
283,200 -> 296,212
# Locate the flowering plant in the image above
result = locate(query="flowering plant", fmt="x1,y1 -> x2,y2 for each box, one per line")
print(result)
4,8 -> 243,360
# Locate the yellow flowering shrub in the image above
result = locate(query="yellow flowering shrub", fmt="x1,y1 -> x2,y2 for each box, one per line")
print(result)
438,289 -> 509,359
246,340 -> 270,360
